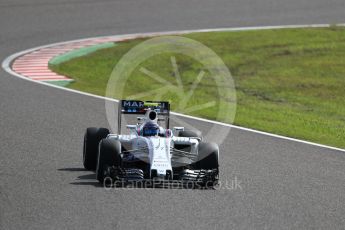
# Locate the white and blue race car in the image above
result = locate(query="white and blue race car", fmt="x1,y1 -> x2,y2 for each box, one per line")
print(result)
83,100 -> 219,188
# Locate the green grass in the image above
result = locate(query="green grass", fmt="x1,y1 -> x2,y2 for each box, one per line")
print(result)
50,27 -> 345,148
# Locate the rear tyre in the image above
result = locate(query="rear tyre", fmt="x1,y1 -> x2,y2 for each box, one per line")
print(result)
195,142 -> 219,170
178,130 -> 203,139
96,138 -> 122,183
83,127 -> 109,170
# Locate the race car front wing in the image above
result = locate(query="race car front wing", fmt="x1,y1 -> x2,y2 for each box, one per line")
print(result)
102,166 -> 218,189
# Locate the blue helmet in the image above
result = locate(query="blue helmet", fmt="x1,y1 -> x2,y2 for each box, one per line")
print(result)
141,121 -> 160,136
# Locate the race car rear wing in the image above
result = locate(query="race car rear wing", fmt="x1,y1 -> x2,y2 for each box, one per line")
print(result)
118,100 -> 170,133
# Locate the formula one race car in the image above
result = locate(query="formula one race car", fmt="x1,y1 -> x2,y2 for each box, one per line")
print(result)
83,100 -> 219,188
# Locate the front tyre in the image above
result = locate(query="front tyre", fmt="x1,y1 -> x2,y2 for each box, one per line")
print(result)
195,142 -> 219,188
195,142 -> 219,170
83,127 -> 109,170
96,138 -> 122,183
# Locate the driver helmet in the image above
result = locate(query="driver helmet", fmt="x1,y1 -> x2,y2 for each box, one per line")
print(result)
141,121 -> 160,136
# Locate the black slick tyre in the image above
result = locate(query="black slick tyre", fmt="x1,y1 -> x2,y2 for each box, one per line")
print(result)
96,138 -> 122,183
195,142 -> 219,170
83,127 -> 109,170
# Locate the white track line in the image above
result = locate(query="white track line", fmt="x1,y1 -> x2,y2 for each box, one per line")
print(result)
2,23 -> 345,152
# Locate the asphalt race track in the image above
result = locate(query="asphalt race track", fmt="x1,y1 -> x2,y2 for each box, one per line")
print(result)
1,0 -> 345,229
